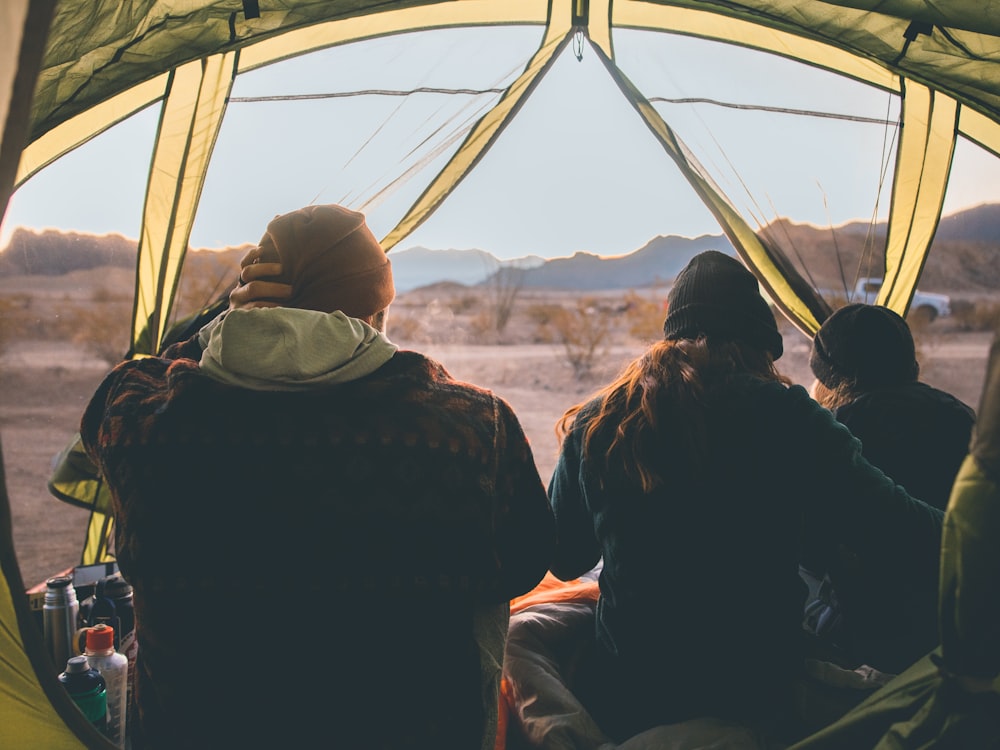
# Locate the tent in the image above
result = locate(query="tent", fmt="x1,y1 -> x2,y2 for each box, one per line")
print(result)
2,2 -> 999,748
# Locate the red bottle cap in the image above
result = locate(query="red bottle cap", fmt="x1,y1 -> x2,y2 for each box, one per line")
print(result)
85,623 -> 115,652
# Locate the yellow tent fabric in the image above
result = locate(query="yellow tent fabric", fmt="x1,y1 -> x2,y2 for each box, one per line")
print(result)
1,3 -> 111,746
11,0 -> 1000,346
14,0 -> 1000,347
4,2 -> 1000,748
1,444 -> 114,749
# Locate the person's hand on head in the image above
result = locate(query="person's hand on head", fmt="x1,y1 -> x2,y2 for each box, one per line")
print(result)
229,246 -> 292,309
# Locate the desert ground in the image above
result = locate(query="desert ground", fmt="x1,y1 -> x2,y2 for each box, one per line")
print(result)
1,276 -> 996,589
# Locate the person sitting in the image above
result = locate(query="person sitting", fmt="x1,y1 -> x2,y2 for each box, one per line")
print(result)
546,251 -> 944,745
80,203 -> 555,750
809,302 -> 975,513
805,302 -> 974,674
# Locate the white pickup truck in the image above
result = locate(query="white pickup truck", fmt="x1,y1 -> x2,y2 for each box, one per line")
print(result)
850,277 -> 951,321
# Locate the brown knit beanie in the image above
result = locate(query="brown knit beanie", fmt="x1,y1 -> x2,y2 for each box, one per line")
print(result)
256,204 -> 394,318
810,303 -> 919,391
662,250 -> 783,359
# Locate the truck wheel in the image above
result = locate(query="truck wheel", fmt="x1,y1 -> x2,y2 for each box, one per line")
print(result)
910,305 -> 938,324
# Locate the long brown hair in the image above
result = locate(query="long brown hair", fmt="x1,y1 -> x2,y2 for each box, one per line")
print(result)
556,337 -> 790,492
809,377 -> 856,412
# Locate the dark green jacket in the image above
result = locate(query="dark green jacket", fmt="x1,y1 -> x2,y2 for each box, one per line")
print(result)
834,381 -> 975,512
548,374 -> 943,733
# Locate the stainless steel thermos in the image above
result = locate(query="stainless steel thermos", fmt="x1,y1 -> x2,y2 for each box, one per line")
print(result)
43,576 -> 79,670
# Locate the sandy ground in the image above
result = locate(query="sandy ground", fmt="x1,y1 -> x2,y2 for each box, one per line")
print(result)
1,321 -> 995,590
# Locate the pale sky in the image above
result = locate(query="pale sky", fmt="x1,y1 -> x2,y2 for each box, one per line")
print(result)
5,26 -> 1000,260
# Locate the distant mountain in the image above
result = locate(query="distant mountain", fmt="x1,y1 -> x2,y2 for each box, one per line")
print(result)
512,234 -> 735,290
388,246 -> 545,292
935,203 -> 1000,243
828,202 -> 1000,244
2,203 -> 999,294
0,227 -> 135,275
761,208 -> 1000,294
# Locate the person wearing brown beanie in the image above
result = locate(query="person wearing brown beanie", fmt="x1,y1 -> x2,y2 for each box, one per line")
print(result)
546,251 -> 945,745
79,204 -> 555,750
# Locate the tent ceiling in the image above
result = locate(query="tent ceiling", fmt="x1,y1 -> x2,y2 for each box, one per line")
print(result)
13,0 -> 1000,349
29,1 -> 1000,145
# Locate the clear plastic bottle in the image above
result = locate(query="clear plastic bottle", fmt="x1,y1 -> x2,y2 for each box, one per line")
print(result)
84,624 -> 128,748
58,655 -> 107,733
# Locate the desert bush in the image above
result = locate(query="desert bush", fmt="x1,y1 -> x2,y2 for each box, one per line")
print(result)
1,292 -> 95,344
949,299 -> 1000,332
0,293 -> 40,353
387,314 -> 424,346
622,290 -> 665,343
479,265 -> 525,342
448,294 -> 480,315
468,311 -> 495,341
526,303 -> 563,327
70,288 -> 132,365
0,296 -> 32,356
171,264 -> 236,323
420,298 -> 468,344
550,298 -> 612,380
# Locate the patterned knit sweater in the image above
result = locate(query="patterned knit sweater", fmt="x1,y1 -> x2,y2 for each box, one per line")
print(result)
81,322 -> 554,750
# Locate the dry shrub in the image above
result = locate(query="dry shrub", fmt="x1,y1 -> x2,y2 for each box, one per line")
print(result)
0,292 -> 100,344
0,295 -> 35,355
949,299 -> 1000,332
468,311 -> 495,341
69,287 -> 132,365
386,314 -> 423,346
622,290 -> 665,343
551,298 -> 611,380
526,303 -> 563,326
472,267 -> 526,343
448,294 -> 480,315
525,304 -> 564,344
171,266 -> 236,323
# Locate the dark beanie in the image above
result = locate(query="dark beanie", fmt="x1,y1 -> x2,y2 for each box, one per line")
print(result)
257,204 -> 394,318
810,303 -> 919,390
662,250 -> 783,359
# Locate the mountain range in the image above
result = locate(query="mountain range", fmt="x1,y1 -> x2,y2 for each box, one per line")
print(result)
392,203 -> 1000,293
2,203 -> 1000,294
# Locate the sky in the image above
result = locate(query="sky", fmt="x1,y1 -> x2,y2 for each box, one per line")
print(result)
5,25 -> 1000,261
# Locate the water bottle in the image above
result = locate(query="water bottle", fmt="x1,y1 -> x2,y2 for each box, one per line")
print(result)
79,573 -> 135,651
78,572 -> 137,735
58,655 -> 107,733
43,576 -> 79,672
84,624 -> 128,748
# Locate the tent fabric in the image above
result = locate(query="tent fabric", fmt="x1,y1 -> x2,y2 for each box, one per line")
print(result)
0,7 -> 112,744
25,1 -> 1000,145
939,336 -> 1000,682
2,452 -> 113,749
131,53 -> 236,353
785,652 -> 1000,750
878,82 -> 958,318
12,0 -> 1000,347
3,2 -> 1000,749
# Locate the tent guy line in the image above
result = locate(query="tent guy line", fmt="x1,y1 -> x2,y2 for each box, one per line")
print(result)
229,88 -> 897,126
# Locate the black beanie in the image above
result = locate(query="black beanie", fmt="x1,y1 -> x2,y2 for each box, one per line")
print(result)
810,303 -> 919,390
662,250 -> 783,359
